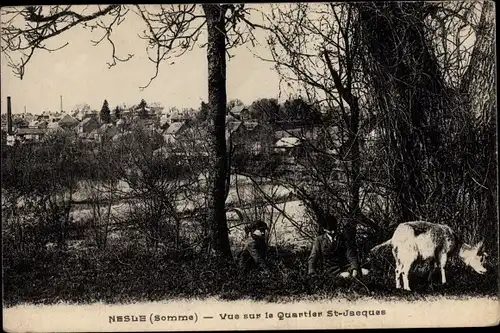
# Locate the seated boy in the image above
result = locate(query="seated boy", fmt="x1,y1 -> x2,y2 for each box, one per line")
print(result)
308,218 -> 369,278
237,220 -> 272,274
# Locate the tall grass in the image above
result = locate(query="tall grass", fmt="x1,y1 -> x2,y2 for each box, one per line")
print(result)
3,239 -> 497,307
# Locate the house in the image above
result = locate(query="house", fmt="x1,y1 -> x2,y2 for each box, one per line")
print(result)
163,121 -> 189,143
13,118 -> 29,130
77,132 -> 90,141
51,112 -> 64,123
243,121 -> 273,155
13,128 -> 48,143
58,114 -> 79,129
120,108 -> 133,119
82,110 -> 99,120
132,103 -> 166,120
153,146 -> 171,158
76,117 -> 100,134
159,114 -> 169,128
226,121 -> 245,142
226,121 -> 258,155
224,120 -> 273,155
111,131 -> 132,143
177,125 -> 210,153
274,136 -> 305,165
115,118 -> 127,131
72,109 -> 86,121
37,111 -> 51,122
28,120 -> 48,129
274,136 -> 302,154
274,126 -> 321,141
275,128 -> 302,140
92,123 -> 118,143
149,104 -> 165,116
47,121 -> 65,133
244,121 -> 259,131
163,107 -> 196,124
164,121 -> 187,135
229,105 -> 251,120
137,118 -> 157,129
225,120 -> 274,155
133,105 -> 152,116
36,110 -> 65,123
71,104 -> 94,120
17,112 -> 36,122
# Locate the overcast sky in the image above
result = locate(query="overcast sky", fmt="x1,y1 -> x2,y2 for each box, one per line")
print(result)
1,5 -> 286,115
1,4 -> 480,115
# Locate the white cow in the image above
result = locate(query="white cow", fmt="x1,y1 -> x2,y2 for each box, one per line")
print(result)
370,221 -> 488,291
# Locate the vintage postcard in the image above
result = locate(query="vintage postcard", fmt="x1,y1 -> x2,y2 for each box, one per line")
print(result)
2,2 -> 498,332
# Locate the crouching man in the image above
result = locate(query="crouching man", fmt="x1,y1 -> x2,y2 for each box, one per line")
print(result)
237,220 -> 272,274
308,218 -> 369,279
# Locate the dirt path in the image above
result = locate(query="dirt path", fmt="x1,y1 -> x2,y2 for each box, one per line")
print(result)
4,296 -> 498,331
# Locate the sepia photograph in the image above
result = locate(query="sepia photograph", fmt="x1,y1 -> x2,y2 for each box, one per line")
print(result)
1,2 -> 498,331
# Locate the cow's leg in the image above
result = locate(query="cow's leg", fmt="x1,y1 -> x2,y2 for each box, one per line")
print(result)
438,253 -> 448,285
393,249 -> 402,289
399,247 -> 415,291
400,261 -> 412,291
395,267 -> 401,289
427,260 -> 437,290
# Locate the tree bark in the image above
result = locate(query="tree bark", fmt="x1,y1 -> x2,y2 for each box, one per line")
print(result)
459,1 -> 494,97
357,2 -> 447,222
202,4 -> 233,262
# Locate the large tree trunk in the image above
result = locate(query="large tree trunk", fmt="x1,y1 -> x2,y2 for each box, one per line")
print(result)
357,2 -> 447,222
202,4 -> 233,262
459,1 -> 494,99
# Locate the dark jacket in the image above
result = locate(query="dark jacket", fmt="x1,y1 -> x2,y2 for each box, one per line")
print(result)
237,237 -> 270,273
308,232 -> 360,275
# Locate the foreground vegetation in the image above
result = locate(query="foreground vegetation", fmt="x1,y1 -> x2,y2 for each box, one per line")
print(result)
3,241 -> 497,307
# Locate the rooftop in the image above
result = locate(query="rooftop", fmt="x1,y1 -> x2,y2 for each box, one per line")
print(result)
165,121 -> 187,135
276,136 -> 302,148
15,128 -> 47,135
230,105 -> 248,114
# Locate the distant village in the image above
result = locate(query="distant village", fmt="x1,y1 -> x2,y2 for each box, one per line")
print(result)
1,98 -> 334,163
4,100 -> 173,145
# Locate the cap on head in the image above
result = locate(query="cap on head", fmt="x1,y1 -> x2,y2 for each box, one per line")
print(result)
253,220 -> 268,231
245,220 -> 268,236
323,215 -> 338,233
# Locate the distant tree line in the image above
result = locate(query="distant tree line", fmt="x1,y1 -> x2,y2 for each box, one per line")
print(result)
195,96 -> 324,128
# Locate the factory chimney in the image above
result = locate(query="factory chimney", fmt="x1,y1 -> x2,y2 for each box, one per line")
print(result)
7,96 -> 13,135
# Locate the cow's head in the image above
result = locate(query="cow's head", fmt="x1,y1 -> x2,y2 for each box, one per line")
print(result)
461,240 -> 488,274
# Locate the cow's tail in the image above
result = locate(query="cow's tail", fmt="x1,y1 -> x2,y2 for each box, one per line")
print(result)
370,239 -> 393,254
